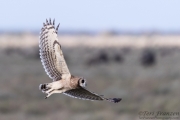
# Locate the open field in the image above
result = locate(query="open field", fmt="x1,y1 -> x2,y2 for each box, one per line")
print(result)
0,34 -> 180,120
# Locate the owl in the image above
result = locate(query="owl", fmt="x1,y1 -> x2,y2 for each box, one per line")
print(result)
39,19 -> 121,103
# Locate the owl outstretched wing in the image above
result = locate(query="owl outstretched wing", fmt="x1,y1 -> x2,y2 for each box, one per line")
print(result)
39,19 -> 71,81
63,87 -> 122,103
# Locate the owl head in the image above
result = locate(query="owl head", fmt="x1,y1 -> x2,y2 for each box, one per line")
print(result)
79,77 -> 87,88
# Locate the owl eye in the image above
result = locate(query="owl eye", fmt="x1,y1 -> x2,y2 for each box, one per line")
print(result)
81,79 -> 85,83
79,78 -> 86,87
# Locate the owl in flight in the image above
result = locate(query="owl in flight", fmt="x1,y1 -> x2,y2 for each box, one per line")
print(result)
39,19 -> 121,103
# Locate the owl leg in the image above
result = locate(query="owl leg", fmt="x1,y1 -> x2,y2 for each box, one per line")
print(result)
45,89 -> 64,99
44,89 -> 54,99
39,81 -> 64,99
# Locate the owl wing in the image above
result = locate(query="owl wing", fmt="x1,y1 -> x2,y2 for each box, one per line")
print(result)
63,87 -> 122,103
39,19 -> 71,81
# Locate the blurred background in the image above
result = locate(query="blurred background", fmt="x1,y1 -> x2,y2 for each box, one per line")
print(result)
0,0 -> 180,120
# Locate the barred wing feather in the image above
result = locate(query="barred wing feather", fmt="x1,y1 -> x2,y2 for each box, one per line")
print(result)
39,19 -> 71,81
64,87 -> 122,103
63,87 -> 103,101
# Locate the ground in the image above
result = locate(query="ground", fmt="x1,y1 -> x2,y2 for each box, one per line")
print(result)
0,34 -> 179,120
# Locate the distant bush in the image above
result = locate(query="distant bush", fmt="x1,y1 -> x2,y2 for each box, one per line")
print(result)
87,50 -> 124,66
140,49 -> 156,67
87,51 -> 109,65
113,53 -> 124,63
3,46 -> 39,59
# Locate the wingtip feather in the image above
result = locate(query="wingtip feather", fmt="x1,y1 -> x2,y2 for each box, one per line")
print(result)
53,19 -> 55,25
109,98 -> 122,103
46,19 -> 49,25
49,18 -> 51,24
43,23 -> 46,27
56,23 -> 60,31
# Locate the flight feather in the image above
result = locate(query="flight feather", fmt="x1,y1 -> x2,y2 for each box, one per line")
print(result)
39,19 -> 70,81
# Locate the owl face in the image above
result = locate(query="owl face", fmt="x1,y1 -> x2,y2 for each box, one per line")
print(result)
79,78 -> 87,88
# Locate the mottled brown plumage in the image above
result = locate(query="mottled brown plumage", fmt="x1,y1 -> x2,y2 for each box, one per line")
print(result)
39,19 -> 121,103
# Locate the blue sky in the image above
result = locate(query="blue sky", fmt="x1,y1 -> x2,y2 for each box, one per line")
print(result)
0,0 -> 180,32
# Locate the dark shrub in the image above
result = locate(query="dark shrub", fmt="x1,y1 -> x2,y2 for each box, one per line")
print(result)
141,49 -> 156,67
